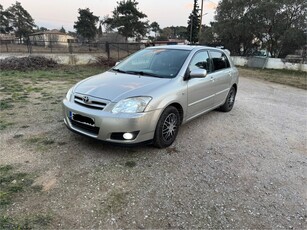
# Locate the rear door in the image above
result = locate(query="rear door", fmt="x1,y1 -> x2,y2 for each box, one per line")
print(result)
208,50 -> 232,106
187,50 -> 215,120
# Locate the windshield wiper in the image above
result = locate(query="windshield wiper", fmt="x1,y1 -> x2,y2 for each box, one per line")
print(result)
112,68 -> 127,73
125,71 -> 163,78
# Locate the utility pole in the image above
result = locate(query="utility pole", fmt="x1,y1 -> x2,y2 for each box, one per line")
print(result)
199,0 -> 204,43
190,17 -> 193,43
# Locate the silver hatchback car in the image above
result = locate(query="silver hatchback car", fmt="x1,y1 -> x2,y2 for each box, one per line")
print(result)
63,45 -> 239,148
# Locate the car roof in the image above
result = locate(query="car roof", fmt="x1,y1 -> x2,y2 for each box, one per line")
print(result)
147,45 -> 225,53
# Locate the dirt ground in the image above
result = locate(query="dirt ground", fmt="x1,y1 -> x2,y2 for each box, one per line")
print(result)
0,69 -> 306,229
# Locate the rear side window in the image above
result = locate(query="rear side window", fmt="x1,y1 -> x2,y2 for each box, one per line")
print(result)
209,51 -> 230,71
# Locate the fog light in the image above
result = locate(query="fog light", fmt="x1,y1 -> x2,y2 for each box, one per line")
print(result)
110,131 -> 139,140
123,132 -> 134,140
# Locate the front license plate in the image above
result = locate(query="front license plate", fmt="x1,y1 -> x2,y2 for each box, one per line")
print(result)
69,111 -> 95,127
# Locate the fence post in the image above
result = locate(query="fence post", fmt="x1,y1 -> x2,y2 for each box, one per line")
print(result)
5,41 -> 9,52
50,41 -> 53,53
68,39 -> 73,54
118,44 -> 119,61
105,42 -> 110,61
26,38 -> 32,54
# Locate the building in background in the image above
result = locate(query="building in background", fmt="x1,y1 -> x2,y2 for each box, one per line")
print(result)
29,30 -> 75,47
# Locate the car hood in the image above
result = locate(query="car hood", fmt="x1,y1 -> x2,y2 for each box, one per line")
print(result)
74,71 -> 171,102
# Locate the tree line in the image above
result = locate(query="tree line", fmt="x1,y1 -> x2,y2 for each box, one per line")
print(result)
0,1 -> 67,40
200,0 -> 306,57
0,2 -> 35,41
0,0 -> 306,58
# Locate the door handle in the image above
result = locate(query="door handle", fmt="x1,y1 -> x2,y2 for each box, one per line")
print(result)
210,76 -> 215,82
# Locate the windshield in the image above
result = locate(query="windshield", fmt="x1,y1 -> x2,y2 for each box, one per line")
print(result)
113,48 -> 190,78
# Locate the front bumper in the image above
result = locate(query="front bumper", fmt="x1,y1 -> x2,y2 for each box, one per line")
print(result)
62,99 -> 161,144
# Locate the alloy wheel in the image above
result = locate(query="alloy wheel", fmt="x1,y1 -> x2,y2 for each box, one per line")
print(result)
162,113 -> 178,142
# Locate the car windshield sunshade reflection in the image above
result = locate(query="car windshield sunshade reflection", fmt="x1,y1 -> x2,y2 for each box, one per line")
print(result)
114,49 -> 190,78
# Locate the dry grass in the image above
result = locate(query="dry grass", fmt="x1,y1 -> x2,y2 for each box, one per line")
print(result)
238,67 -> 307,90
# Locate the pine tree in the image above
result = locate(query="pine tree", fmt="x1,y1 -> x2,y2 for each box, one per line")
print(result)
0,4 -> 13,34
59,26 -> 66,33
104,0 -> 148,41
7,1 -> 36,41
74,8 -> 99,41
150,21 -> 161,38
187,0 -> 200,44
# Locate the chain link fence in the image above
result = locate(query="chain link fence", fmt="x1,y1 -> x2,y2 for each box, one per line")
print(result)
0,39 -> 146,61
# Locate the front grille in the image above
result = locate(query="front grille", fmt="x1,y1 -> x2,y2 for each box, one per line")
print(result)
74,94 -> 108,110
70,120 -> 100,136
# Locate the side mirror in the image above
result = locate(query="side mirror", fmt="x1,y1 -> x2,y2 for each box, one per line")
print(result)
189,69 -> 207,78
115,61 -> 120,66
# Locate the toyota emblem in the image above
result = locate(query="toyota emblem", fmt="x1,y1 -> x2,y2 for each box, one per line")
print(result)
82,96 -> 89,103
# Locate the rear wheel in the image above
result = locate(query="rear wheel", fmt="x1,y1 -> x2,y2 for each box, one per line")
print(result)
219,86 -> 236,112
153,106 -> 180,148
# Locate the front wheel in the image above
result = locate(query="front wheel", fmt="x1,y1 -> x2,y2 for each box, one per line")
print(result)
219,86 -> 237,112
153,106 -> 180,148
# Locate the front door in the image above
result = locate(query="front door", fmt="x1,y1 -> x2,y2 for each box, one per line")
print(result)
187,50 -> 215,120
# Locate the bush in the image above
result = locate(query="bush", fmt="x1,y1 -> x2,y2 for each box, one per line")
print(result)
95,56 -> 116,67
0,56 -> 58,71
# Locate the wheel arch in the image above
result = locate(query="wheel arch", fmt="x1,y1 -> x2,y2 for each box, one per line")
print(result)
167,102 -> 184,125
232,83 -> 238,92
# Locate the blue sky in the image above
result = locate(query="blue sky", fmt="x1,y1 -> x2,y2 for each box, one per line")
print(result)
2,0 -> 220,31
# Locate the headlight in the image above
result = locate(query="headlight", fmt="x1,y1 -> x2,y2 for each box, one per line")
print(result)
65,87 -> 73,101
112,97 -> 152,114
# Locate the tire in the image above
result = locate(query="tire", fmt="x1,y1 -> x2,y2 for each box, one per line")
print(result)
153,106 -> 180,148
219,86 -> 236,112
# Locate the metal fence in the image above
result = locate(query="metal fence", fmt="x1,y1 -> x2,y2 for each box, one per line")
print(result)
107,42 -> 145,61
0,39 -> 145,61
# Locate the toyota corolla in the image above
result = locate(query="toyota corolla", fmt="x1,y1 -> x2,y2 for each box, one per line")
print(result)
63,45 -> 239,148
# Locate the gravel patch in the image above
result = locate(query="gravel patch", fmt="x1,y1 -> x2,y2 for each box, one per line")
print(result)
0,74 -> 306,229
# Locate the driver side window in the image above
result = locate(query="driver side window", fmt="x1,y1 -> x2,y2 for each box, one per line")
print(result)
189,51 -> 211,73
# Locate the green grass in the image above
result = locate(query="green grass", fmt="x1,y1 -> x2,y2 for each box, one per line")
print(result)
13,134 -> 24,139
24,136 -> 67,152
0,65 -> 107,82
0,214 -> 52,229
11,92 -> 28,102
25,86 -> 44,93
0,66 -> 107,118
25,136 -> 55,146
0,165 -> 39,207
0,120 -> 14,131
0,66 -> 106,89
0,165 -> 51,228
25,136 -> 54,150
238,67 -> 307,89
0,98 -> 14,110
